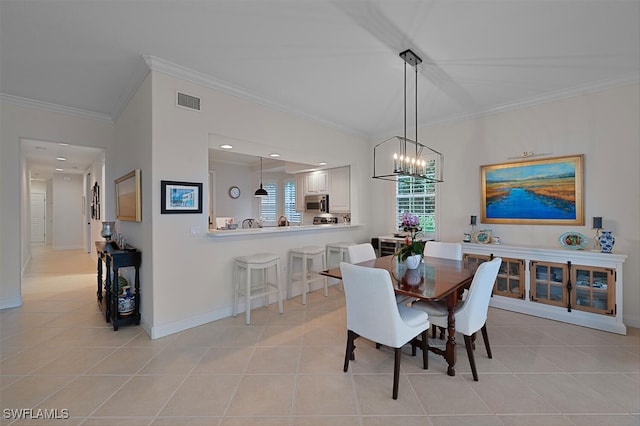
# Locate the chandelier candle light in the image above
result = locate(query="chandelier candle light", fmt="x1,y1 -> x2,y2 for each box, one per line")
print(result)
373,49 -> 444,183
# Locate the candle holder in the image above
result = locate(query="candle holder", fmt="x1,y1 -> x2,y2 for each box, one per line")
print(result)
101,221 -> 116,241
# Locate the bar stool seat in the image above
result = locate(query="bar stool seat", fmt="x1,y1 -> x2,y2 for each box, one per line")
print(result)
288,246 -> 327,305
233,252 -> 283,325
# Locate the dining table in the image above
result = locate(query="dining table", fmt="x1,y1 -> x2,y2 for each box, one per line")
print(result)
321,255 -> 477,376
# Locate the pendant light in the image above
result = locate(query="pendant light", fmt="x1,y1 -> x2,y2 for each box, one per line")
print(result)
372,49 -> 444,183
254,157 -> 268,198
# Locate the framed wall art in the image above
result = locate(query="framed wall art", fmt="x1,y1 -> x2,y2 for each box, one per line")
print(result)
480,154 -> 584,225
161,180 -> 203,214
115,169 -> 142,222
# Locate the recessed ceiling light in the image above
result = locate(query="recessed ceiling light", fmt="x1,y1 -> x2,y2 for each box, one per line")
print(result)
318,162 -> 327,166
220,144 -> 233,149
56,156 -> 67,161
58,143 -> 69,146
55,168 -> 63,172
269,153 -> 280,158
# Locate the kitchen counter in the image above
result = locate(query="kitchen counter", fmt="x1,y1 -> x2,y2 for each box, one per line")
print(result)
207,223 -> 361,238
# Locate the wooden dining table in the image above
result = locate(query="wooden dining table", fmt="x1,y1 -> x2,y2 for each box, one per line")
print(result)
321,255 -> 477,376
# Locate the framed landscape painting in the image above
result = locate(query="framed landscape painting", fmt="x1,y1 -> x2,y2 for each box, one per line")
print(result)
481,155 -> 584,225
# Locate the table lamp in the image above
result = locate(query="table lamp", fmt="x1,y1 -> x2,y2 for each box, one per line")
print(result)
592,216 -> 602,251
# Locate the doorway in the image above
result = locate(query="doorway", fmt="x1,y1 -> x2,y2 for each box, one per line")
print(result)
30,192 -> 46,244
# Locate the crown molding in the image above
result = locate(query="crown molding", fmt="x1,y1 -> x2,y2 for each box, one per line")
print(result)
0,93 -> 113,122
142,55 -> 363,137
421,74 -> 640,129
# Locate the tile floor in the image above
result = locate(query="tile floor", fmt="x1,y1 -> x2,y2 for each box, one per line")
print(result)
1,245 -> 639,425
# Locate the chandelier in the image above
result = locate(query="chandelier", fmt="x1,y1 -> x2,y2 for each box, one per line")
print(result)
373,49 -> 444,183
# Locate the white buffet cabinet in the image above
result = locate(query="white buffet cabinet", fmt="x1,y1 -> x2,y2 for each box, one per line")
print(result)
462,242 -> 627,334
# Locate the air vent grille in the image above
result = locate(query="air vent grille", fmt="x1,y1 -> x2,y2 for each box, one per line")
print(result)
176,92 -> 201,111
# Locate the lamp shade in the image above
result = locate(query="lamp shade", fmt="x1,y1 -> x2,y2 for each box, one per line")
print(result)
254,185 -> 268,198
254,157 -> 268,198
592,216 -> 603,229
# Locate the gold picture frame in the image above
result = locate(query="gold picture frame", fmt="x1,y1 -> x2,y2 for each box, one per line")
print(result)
481,155 -> 584,225
115,169 -> 141,222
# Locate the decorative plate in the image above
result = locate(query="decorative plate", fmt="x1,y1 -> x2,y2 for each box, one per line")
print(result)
559,232 -> 588,250
476,231 -> 491,244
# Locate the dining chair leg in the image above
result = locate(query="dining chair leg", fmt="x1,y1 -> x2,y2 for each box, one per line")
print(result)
463,334 -> 479,381
481,324 -> 492,358
344,330 -> 357,372
393,347 -> 401,400
421,330 -> 429,370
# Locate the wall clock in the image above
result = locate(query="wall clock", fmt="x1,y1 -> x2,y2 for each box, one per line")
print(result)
228,186 -> 240,199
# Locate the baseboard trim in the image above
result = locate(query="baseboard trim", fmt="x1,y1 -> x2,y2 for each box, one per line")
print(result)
149,307 -> 232,340
0,296 -> 23,310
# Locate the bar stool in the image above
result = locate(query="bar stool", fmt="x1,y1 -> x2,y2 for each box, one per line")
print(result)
288,246 -> 327,305
326,242 -> 354,268
233,253 -> 283,325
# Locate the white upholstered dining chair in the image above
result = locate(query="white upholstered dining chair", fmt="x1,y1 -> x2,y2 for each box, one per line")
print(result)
347,243 -> 411,305
339,262 -> 430,399
346,243 -> 377,264
411,257 -> 501,381
423,241 -> 463,261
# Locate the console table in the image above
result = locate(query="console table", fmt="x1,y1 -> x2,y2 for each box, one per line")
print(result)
96,241 -> 141,331
462,242 -> 627,334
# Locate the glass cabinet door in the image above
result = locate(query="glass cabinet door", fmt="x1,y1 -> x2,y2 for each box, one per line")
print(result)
573,266 -> 615,315
530,261 -> 567,307
495,258 -> 524,299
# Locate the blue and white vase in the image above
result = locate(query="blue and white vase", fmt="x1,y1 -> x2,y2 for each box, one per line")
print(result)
598,230 -> 615,253
118,286 -> 135,315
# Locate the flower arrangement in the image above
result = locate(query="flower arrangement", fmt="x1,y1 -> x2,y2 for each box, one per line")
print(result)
396,211 -> 425,261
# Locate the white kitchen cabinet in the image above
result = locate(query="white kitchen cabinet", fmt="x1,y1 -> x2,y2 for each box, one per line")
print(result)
305,171 -> 328,194
328,166 -> 350,213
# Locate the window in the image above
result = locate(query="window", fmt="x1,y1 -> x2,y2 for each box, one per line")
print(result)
259,181 -> 278,224
396,176 -> 436,236
284,180 -> 302,224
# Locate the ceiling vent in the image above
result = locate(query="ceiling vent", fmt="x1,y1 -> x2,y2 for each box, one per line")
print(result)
176,92 -> 201,111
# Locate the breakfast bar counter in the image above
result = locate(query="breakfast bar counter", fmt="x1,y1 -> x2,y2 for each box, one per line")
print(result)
207,223 -> 361,238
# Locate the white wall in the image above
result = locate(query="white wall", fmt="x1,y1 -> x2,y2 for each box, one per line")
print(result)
372,83 -> 640,327
113,72 -> 154,329
148,71 -> 372,338
210,160 -> 255,221
0,102 -> 115,309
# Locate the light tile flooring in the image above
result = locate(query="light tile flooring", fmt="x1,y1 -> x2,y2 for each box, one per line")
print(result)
1,245 -> 639,425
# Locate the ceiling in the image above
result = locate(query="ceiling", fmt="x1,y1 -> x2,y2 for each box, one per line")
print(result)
22,139 -> 104,180
3,1 -> 639,177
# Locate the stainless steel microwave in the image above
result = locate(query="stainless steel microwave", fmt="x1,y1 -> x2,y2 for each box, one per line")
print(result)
305,194 -> 329,213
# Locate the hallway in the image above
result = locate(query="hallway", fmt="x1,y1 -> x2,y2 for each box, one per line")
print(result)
1,245 -> 639,425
